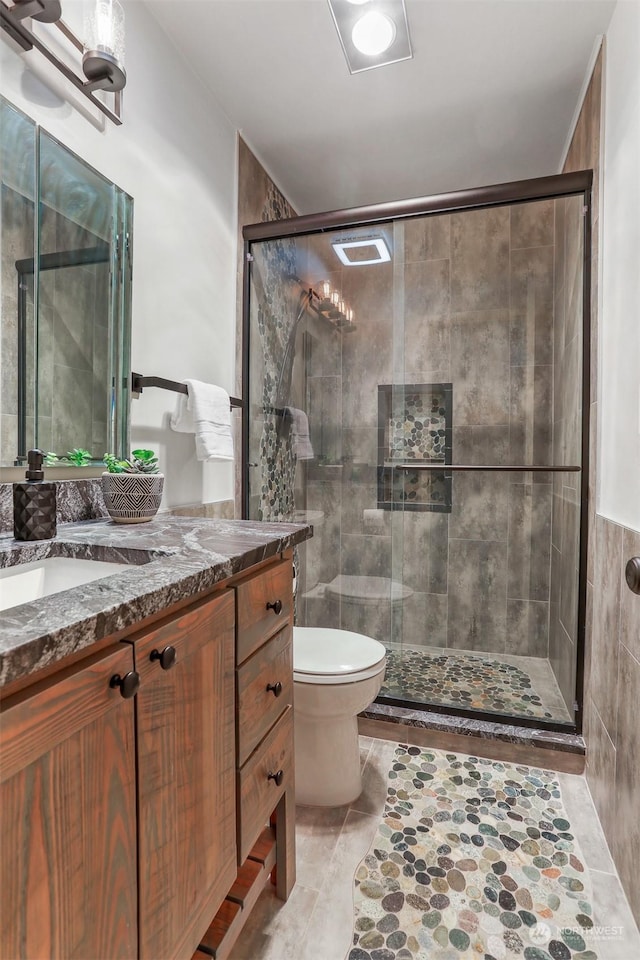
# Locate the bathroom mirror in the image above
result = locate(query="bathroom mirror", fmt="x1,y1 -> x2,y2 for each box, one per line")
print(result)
0,97 -> 132,467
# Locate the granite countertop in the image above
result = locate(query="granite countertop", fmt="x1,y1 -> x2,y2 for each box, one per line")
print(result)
0,516 -> 311,689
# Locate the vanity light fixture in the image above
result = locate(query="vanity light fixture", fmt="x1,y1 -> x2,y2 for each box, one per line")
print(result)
82,0 -> 126,93
9,0 -> 61,22
327,0 -> 412,74
312,280 -> 356,331
0,0 -> 125,124
332,237 -> 391,265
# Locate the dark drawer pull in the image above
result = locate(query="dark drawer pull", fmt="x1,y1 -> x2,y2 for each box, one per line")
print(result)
150,645 -> 177,670
266,681 -> 283,697
268,769 -> 284,787
266,599 -> 283,615
110,671 -> 140,699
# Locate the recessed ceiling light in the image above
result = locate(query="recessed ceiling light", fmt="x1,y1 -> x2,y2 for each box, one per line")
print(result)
352,11 -> 396,56
332,237 -> 391,266
327,0 -> 412,74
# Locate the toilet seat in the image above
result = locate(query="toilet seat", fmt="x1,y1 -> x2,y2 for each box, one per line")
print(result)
293,626 -> 386,685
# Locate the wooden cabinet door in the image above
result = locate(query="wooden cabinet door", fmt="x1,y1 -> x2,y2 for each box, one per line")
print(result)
133,590 -> 237,960
0,645 -> 138,960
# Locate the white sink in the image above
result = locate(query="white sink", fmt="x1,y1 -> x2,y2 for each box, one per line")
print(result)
0,557 -> 132,613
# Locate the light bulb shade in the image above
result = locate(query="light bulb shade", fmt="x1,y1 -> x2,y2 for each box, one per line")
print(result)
82,0 -> 126,91
84,0 -> 125,62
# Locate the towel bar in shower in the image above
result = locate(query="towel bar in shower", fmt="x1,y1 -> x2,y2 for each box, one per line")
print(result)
131,372 -> 243,408
394,463 -> 581,472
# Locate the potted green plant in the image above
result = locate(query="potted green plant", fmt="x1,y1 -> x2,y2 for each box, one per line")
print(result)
101,449 -> 164,523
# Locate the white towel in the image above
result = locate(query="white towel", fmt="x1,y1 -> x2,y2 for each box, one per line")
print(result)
285,407 -> 314,461
171,380 -> 234,461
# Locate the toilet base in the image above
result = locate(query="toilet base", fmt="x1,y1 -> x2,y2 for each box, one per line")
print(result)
294,713 -> 362,807
292,629 -> 385,808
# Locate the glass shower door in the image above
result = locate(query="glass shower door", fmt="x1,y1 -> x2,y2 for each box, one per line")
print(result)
381,198 -> 584,727
244,185 -> 587,731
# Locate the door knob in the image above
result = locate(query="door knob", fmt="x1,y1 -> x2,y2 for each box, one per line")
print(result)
625,557 -> 640,595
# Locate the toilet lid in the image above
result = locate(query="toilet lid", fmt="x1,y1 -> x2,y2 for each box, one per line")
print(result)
293,626 -> 386,676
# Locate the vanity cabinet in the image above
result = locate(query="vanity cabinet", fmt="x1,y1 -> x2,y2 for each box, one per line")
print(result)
0,550 -> 297,960
0,644 -> 138,959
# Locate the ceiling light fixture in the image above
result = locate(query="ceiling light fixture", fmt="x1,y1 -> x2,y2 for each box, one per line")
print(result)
332,237 -> 391,266
351,10 -> 396,56
0,0 -> 125,124
327,0 -> 412,74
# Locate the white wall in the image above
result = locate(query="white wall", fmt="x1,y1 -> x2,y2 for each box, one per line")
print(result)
600,0 -> 640,531
0,0 -> 238,506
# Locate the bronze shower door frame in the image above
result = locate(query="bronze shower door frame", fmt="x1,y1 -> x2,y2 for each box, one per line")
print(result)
242,170 -> 593,735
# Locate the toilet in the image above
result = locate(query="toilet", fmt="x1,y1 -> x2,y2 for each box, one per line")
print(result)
293,626 -> 386,807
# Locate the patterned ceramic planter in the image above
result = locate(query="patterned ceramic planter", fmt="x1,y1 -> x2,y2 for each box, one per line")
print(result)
101,472 -> 164,524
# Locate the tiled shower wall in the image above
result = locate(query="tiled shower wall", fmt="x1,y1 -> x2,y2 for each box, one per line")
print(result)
299,203 -> 558,661
237,138 -> 298,523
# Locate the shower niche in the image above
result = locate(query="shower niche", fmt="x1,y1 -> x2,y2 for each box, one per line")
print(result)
377,382 -> 452,513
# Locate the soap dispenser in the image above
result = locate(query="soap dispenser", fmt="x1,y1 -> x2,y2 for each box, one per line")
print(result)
13,449 -> 57,541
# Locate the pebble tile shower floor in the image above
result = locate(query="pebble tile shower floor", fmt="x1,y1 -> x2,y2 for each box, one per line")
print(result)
380,647 -> 573,724
228,737 -> 640,960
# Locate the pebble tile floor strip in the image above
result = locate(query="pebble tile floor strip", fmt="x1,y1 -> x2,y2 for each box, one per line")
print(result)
227,737 -> 640,960
350,746 -> 598,960
381,650 -> 560,721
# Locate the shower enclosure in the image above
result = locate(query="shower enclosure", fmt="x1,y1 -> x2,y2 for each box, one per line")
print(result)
242,172 -> 591,733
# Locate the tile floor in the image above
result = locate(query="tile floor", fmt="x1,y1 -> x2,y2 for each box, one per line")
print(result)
228,736 -> 640,960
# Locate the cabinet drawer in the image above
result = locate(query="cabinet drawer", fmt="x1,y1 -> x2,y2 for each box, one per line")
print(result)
236,560 -> 292,664
237,626 -> 292,767
237,705 -> 293,863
